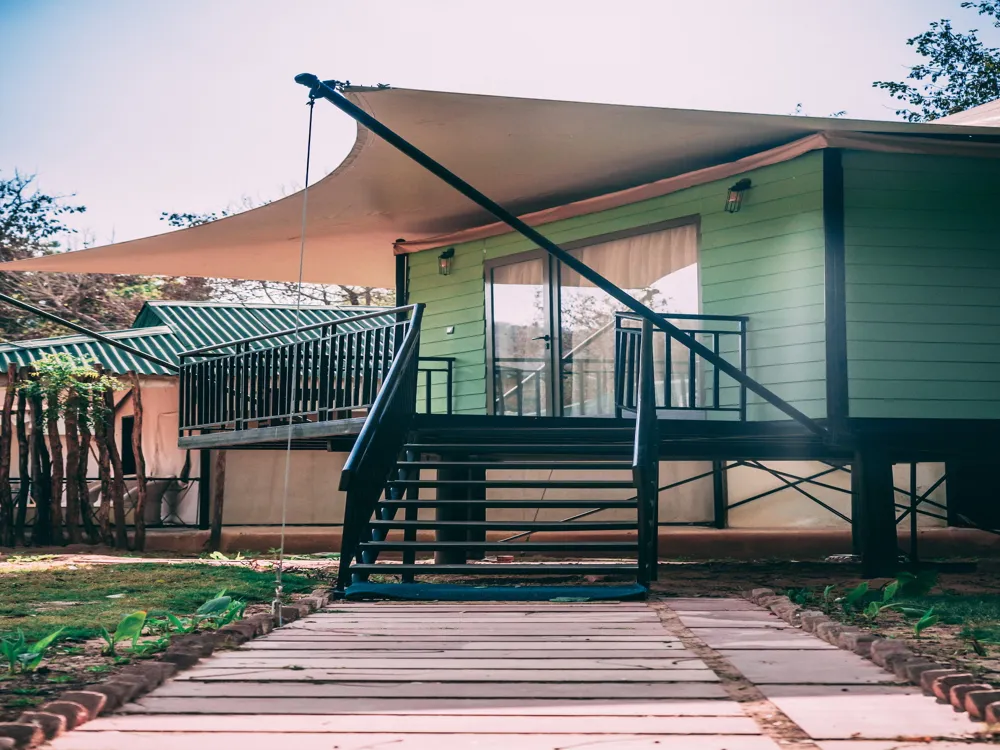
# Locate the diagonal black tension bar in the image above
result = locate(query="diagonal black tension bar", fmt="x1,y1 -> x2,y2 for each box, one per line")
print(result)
295,73 -> 827,437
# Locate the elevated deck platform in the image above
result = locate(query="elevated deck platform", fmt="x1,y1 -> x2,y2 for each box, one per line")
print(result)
179,413 -> 840,461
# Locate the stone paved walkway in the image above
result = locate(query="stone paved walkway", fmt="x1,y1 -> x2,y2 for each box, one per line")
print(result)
46,598 -> 993,749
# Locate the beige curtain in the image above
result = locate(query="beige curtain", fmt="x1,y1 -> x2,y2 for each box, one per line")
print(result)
562,223 -> 698,294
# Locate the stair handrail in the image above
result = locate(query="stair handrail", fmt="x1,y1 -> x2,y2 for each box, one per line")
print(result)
339,304 -> 424,490
335,304 -> 424,590
632,317 -> 659,587
298,73 -> 827,439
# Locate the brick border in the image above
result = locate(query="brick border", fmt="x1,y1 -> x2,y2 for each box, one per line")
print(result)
742,588 -> 1000,729
0,589 -> 330,748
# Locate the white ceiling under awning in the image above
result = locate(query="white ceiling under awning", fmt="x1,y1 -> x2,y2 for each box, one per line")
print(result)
4,87 -> 999,288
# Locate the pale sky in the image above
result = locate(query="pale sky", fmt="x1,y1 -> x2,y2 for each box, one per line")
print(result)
3,0 -> 995,247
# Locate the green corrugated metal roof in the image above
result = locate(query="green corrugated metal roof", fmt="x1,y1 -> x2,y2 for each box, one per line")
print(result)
0,301 -> 393,376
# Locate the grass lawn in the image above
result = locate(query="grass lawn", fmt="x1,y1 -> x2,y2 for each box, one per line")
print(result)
0,560 -> 324,721
0,562 -> 318,641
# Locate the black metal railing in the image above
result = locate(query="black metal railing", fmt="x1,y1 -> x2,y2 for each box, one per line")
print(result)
337,304 -> 425,590
178,307 -> 422,434
416,356 -> 455,415
615,311 -> 748,420
494,360 -> 549,416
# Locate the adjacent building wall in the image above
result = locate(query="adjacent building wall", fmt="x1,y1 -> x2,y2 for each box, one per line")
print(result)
408,151 -> 827,421
843,150 -> 1000,419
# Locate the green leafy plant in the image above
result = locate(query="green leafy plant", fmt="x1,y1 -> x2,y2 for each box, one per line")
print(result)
195,591 -> 246,629
895,570 -> 938,597
1,628 -> 64,673
100,611 -> 147,656
785,588 -> 814,606
914,607 -> 940,637
132,635 -> 170,657
208,551 -> 244,561
822,584 -> 836,604
881,579 -> 900,603
157,590 -> 246,635
840,582 -> 870,611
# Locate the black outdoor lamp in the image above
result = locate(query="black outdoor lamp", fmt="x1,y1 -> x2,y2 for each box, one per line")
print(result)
724,178 -> 752,213
438,247 -> 455,276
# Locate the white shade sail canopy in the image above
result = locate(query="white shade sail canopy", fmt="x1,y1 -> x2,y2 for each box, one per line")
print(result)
5,87 -> 999,288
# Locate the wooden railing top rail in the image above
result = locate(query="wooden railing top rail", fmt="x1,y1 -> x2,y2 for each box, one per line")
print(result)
177,305 -> 410,359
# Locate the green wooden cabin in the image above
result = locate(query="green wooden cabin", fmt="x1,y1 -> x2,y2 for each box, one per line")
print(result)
11,87 -> 1000,595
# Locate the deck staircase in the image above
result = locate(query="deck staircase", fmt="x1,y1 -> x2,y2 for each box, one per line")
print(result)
345,418 -> 650,592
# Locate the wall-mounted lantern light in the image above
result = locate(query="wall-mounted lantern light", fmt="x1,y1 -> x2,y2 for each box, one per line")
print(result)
438,247 -> 455,276
724,178 -> 752,213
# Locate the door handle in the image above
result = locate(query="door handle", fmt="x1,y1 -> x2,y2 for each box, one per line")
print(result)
531,335 -> 552,342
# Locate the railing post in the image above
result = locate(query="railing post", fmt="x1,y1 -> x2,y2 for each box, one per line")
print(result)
235,342 -> 246,430
633,318 -> 659,587
739,319 -> 748,422
446,359 -> 454,415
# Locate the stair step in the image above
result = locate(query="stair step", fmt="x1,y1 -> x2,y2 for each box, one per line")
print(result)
404,444 -> 633,455
379,499 -> 638,508
357,541 -> 638,551
388,479 -> 636,489
349,563 -> 640,575
396,461 -> 633,471
368,520 -> 637,531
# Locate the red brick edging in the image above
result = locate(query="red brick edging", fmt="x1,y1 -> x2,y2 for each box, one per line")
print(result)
742,588 -> 999,728
0,589 -> 330,749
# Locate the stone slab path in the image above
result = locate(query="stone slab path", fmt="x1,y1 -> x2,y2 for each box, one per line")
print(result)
46,598 -> 994,749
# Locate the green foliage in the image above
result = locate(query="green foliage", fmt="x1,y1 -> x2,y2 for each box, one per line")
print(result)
99,611 -> 147,656
0,170 -> 212,340
132,635 -> 170,657
785,587 -> 814,606
1,628 -> 64,673
914,608 -> 940,637
5,554 -> 58,564
17,353 -> 122,425
822,584 -> 835,604
874,1 -> 1000,121
882,579 -> 900,603
208,551 -> 245,561
894,570 -> 938,597
840,582 -> 870,610
0,562 -> 315,641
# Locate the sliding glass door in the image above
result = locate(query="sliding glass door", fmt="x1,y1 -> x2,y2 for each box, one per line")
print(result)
486,253 -> 556,416
487,221 -> 699,417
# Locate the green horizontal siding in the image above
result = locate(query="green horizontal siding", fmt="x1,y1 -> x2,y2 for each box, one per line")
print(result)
844,151 -> 1000,419
409,151 -> 827,419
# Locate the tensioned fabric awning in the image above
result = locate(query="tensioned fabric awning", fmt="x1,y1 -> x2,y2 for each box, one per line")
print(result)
5,88 -> 1000,287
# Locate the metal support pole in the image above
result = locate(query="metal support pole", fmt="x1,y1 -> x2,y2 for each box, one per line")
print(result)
0,292 -> 178,371
909,462 -> 919,563
198,449 -> 211,530
854,448 -> 898,577
712,460 -> 728,529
